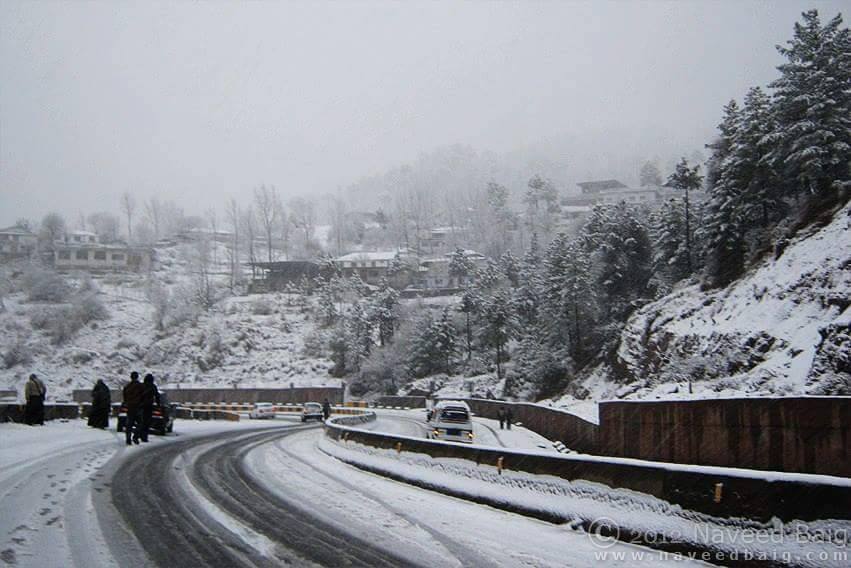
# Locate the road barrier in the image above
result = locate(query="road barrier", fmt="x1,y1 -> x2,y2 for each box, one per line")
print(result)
324,413 -> 851,523
0,403 -> 81,423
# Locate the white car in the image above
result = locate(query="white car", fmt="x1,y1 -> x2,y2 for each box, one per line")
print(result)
249,402 -> 276,419
427,401 -> 474,443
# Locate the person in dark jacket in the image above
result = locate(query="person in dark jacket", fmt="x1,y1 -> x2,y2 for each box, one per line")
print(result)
322,399 -> 332,421
139,373 -> 161,443
88,379 -> 111,429
505,407 -> 513,431
122,372 -> 144,446
24,374 -> 47,426
497,408 -> 506,430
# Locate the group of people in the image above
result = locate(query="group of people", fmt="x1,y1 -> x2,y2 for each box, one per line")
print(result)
120,371 -> 161,446
84,371 -> 161,446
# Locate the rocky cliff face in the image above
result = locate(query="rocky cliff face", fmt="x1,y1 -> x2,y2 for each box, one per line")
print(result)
612,204 -> 850,397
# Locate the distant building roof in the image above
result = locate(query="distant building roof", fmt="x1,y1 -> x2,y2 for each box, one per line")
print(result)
335,249 -> 410,263
0,226 -> 35,235
577,179 -> 628,194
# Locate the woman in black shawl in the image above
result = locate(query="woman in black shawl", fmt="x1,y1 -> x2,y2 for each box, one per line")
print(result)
88,379 -> 111,429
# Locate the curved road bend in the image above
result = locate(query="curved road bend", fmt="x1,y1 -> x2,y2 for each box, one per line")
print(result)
111,425 -> 418,568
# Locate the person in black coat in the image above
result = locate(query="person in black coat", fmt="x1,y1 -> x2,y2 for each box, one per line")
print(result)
497,408 -> 506,430
139,373 -> 161,443
322,399 -> 332,421
24,374 -> 47,426
122,372 -> 144,446
88,379 -> 111,429
505,407 -> 513,431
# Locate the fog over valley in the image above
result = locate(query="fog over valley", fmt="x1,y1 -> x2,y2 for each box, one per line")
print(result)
2,0 -> 846,223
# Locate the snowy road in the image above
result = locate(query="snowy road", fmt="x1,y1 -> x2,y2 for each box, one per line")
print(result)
1,419 -> 705,567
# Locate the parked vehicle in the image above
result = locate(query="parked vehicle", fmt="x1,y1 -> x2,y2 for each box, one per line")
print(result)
117,394 -> 176,435
302,402 -> 324,422
427,400 -> 474,443
249,402 -> 276,419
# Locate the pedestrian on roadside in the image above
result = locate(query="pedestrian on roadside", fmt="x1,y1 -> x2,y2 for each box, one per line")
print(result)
24,373 -> 47,426
139,373 -> 161,443
505,407 -> 513,430
322,398 -> 332,421
497,408 -> 505,430
122,371 -> 144,446
88,379 -> 111,429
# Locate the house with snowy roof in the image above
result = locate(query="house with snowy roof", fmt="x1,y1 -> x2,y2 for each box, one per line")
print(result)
0,225 -> 38,262
334,249 -> 415,288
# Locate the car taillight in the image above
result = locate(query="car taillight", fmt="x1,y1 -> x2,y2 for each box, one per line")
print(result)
467,432 -> 474,440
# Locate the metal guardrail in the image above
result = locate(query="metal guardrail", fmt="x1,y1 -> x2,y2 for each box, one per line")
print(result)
323,411 -> 851,523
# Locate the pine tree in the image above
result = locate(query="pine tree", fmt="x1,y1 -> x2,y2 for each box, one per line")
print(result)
665,158 -> 703,274
701,101 -> 748,288
457,285 -> 482,361
479,289 -> 518,381
639,161 -> 663,187
651,198 -> 690,290
766,10 -> 851,206
369,278 -> 399,347
583,204 -> 652,330
448,246 -> 476,288
432,307 -> 458,375
344,303 -> 372,372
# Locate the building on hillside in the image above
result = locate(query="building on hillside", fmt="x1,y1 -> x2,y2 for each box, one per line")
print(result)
54,234 -> 154,273
419,226 -> 469,254
334,249 -> 414,288
249,260 -> 321,293
0,226 -> 38,263
577,179 -> 629,194
561,179 -> 707,217
415,250 -> 486,291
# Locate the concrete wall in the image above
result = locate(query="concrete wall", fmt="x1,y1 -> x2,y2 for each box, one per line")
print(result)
438,397 -> 599,454
375,396 -> 428,408
72,387 -> 344,405
599,397 -> 851,478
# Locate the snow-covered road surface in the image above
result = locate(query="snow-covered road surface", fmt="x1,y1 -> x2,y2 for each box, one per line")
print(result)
1,418 -> 709,567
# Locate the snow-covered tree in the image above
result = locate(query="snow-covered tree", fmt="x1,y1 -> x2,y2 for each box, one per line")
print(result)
479,289 -> 518,381
639,161 -> 663,187
369,278 -> 400,347
766,10 -> 850,209
665,158 -> 703,274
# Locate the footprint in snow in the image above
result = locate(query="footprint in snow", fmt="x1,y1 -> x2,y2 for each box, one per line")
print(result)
0,548 -> 16,564
38,508 -> 50,517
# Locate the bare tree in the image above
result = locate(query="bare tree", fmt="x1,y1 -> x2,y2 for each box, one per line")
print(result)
254,185 -> 280,263
39,212 -> 66,250
225,198 -> 242,291
288,197 -> 316,256
206,207 -> 218,267
242,205 -> 258,279
87,212 -> 120,242
121,192 -> 136,242
328,193 -> 348,256
276,200 -> 291,260
144,198 -> 163,240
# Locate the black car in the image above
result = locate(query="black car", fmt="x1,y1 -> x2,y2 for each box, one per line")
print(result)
117,398 -> 176,435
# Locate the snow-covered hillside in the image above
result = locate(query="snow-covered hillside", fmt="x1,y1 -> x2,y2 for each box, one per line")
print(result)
0,243 -> 338,400
554,203 -> 850,411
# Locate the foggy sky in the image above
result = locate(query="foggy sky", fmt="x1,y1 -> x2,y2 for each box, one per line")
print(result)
1,0 -> 846,227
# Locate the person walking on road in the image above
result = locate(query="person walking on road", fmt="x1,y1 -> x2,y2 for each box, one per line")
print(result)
122,372 -> 144,446
497,408 -> 505,430
505,408 -> 513,431
139,373 -> 161,443
24,373 -> 47,425
322,399 -> 332,421
88,379 -> 111,429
